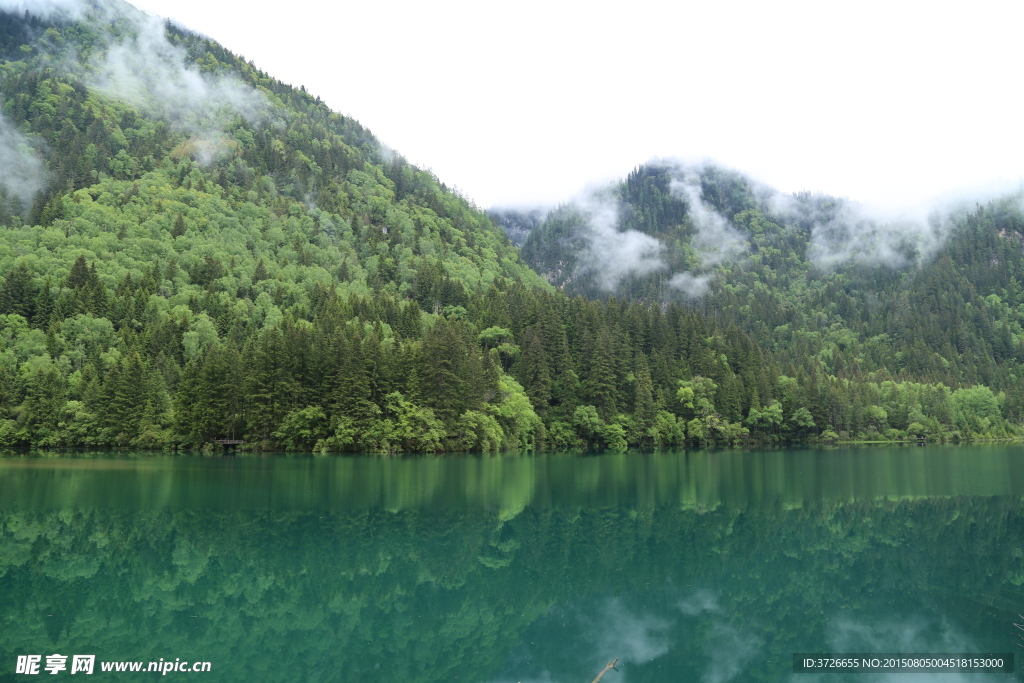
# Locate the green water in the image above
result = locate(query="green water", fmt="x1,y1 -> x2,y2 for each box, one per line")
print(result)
1,446 -> 1022,682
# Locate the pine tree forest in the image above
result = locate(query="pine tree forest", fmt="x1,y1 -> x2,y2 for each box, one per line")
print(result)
1,4 -> 1022,452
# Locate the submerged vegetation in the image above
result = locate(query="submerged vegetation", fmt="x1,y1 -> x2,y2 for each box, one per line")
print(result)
0,2 -> 1022,452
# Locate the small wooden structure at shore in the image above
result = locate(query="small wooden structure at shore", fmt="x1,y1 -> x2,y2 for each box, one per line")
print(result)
213,439 -> 244,453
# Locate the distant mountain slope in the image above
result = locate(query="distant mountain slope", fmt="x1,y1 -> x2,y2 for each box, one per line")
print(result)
518,162 -> 1024,415
487,208 -> 545,247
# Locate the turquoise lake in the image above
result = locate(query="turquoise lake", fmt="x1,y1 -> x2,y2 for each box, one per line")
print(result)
1,446 -> 1023,682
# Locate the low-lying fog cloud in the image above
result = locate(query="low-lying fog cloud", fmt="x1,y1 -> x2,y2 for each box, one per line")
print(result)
568,163 -> 748,298
553,158 -> 1014,299
0,0 -> 84,19
668,174 -> 748,267
576,192 -> 667,292
768,192 -> 973,270
86,9 -> 270,139
0,113 -> 47,211
4,0 -> 272,165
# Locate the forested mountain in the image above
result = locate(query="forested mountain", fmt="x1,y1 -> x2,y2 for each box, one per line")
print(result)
0,2 -> 1020,451
517,162 -> 1024,441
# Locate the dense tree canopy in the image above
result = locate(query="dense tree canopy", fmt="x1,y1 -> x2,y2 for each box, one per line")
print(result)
0,4 -> 1021,451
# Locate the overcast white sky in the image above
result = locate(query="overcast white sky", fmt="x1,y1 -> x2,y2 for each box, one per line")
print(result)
121,0 -> 1024,210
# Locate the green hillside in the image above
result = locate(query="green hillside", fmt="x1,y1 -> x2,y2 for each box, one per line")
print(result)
516,163 -> 1024,440
0,1 -> 756,452
0,3 -> 1020,451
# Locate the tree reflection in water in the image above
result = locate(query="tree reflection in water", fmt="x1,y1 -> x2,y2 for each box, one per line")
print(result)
1,446 -> 1022,682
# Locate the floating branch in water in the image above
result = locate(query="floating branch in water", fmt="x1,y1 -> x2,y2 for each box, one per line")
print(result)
590,658 -> 619,683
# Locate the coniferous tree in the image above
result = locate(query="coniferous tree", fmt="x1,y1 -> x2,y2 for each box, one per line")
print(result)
0,262 -> 37,319
333,330 -> 376,428
633,354 -> 656,441
419,318 -> 466,426
517,327 -> 551,417
583,326 -> 618,420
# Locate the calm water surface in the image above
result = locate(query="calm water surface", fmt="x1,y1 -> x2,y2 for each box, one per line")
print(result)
1,446 -> 1022,682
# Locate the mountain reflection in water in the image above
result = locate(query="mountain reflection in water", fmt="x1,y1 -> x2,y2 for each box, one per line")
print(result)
1,446 -> 1022,682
